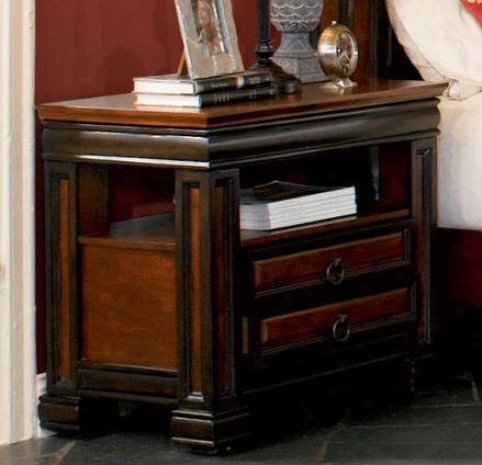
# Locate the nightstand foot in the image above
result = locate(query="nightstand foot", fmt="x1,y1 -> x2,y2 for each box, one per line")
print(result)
171,407 -> 251,454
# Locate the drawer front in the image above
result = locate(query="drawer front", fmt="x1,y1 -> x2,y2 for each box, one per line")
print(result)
260,287 -> 412,351
253,231 -> 408,292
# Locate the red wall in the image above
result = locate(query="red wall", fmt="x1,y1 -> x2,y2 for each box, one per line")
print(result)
36,1 -> 258,103
35,0 -> 258,372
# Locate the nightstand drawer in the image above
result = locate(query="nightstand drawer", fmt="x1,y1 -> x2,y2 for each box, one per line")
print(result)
253,231 -> 408,292
260,287 -> 412,351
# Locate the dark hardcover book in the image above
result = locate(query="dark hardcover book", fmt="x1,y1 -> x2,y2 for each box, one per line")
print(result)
134,84 -> 280,107
133,70 -> 274,95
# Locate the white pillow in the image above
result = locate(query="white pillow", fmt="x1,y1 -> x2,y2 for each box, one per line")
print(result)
385,0 -> 482,99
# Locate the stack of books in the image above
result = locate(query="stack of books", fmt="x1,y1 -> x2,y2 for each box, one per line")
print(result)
240,181 -> 357,231
133,70 -> 279,107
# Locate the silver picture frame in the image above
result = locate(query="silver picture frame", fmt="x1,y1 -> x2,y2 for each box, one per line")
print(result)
174,0 -> 245,79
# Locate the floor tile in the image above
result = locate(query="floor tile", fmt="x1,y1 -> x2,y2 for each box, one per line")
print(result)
3,371 -> 482,464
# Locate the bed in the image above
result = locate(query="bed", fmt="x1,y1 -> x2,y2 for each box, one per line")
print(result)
371,0 -> 482,372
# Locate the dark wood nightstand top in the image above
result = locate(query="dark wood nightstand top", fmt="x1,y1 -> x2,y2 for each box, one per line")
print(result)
37,79 -> 447,129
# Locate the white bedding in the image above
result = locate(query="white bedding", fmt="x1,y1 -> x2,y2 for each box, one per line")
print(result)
438,93 -> 482,229
386,0 -> 482,229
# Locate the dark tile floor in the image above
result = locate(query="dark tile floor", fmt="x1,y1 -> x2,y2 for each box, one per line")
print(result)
3,369 -> 482,465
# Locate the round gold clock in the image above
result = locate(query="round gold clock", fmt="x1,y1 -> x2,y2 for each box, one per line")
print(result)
317,21 -> 359,88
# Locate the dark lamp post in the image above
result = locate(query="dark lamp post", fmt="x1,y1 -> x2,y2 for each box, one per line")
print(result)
251,0 -> 301,93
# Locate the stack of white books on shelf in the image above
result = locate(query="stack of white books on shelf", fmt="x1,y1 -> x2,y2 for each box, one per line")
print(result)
240,180 -> 357,231
133,70 -> 279,107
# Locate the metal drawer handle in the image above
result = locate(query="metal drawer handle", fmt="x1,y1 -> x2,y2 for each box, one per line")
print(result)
325,258 -> 345,285
332,314 -> 351,342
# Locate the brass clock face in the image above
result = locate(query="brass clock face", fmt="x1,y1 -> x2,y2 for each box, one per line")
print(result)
318,21 -> 359,81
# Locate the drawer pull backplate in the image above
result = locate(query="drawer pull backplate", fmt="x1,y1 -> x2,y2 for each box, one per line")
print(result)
325,258 -> 345,285
332,314 -> 351,342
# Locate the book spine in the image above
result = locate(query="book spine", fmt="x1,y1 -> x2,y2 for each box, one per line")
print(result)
193,76 -> 239,93
239,73 -> 273,89
199,86 -> 280,106
193,72 -> 273,93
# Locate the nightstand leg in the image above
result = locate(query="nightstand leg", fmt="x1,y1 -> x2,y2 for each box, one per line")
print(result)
171,169 -> 250,452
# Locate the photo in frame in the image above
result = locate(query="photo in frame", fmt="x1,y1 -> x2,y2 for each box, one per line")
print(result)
174,0 -> 245,79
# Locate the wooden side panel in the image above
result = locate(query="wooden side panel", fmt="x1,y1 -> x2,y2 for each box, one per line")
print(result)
57,179 -> 71,381
376,144 -> 411,213
188,187 -> 203,393
214,184 -> 229,397
77,165 -> 109,236
81,245 -> 177,369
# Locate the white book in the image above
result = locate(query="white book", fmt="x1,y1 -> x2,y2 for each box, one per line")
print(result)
241,194 -> 356,220
133,71 -> 273,95
240,181 -> 356,215
134,84 -> 280,108
240,204 -> 357,230
239,181 -> 357,230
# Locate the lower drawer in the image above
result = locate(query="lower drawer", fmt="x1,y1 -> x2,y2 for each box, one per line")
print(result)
260,287 -> 412,351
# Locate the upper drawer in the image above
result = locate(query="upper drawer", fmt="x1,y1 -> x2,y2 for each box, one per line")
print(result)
253,231 -> 408,292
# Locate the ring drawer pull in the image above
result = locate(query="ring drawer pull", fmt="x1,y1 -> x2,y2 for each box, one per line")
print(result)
332,314 -> 351,342
325,258 -> 345,285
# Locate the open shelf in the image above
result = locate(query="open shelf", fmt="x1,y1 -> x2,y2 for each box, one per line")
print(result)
78,213 -> 176,251
78,207 -> 410,251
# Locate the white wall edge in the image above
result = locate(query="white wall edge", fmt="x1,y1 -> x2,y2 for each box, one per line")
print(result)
0,0 -> 15,446
36,373 -> 54,439
0,0 -> 37,446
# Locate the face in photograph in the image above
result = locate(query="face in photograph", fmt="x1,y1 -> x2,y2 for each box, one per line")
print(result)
194,0 -> 226,56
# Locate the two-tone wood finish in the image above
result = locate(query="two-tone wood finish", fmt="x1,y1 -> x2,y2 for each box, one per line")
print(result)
37,79 -> 445,451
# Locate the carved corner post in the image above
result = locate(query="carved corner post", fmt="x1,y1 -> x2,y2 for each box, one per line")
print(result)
412,137 -> 437,346
39,154 -> 111,433
39,160 -> 82,432
409,136 -> 438,390
171,168 -> 250,452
